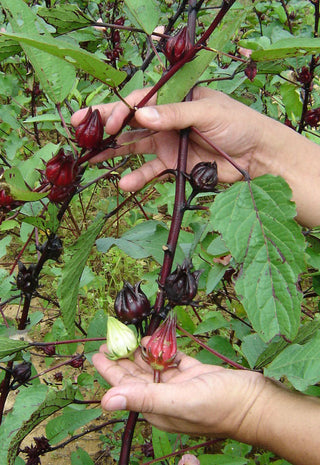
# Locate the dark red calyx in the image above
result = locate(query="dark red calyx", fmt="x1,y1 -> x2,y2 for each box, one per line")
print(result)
48,184 -> 74,204
189,161 -> 218,193
69,355 -> 85,369
164,26 -> 193,65
114,281 -> 151,325
164,259 -> 202,305
297,66 -> 313,85
244,61 -> 257,81
54,371 -> 63,382
12,361 -> 32,384
45,149 -> 78,186
37,235 -> 63,262
42,344 -> 56,356
141,310 -> 178,373
75,107 -> 104,149
304,108 -> 320,127
16,261 -> 38,294
0,187 -> 22,211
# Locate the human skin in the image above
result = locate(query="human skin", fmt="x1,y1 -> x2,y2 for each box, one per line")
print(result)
92,342 -> 320,465
71,86 -> 320,227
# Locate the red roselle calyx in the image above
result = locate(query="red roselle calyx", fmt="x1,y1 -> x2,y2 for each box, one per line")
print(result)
45,149 -> 78,186
164,26 -> 193,65
0,187 -> 22,211
48,184 -> 75,204
244,61 -> 257,81
304,107 -> 320,127
16,261 -> 38,295
297,66 -> 313,85
12,361 -> 32,385
189,161 -> 218,193
164,259 -> 202,305
75,107 -> 104,149
141,310 -> 178,380
114,281 -> 151,327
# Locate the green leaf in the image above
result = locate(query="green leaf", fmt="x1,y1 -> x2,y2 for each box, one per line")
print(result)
71,448 -> 95,465
0,0 -> 76,103
85,309 -> 107,362
152,427 -> 172,458
0,235 -> 11,260
1,31 -> 126,88
241,334 -> 268,369
124,0 -> 159,35
3,167 -> 47,201
38,5 -> 92,35
210,175 -> 306,342
7,381 -> 77,465
46,406 -> 101,444
264,333 -> 320,391
199,454 -> 247,465
251,38 -> 320,61
0,337 -> 30,359
58,215 -> 106,337
158,1 -> 250,104
0,36 -> 21,60
194,313 -> 228,335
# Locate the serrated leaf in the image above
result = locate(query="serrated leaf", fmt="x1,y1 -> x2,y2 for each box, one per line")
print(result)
124,0 -> 159,35
158,1 -> 250,104
1,31 -> 126,87
0,337 -> 30,359
20,216 -> 47,231
0,235 -> 11,260
71,448 -> 95,465
3,167 -> 47,201
58,215 -> 106,337
264,333 -> 320,390
38,5 -> 92,35
7,381 -> 77,465
210,175 -> 306,342
152,427 -> 172,459
0,0 -> 76,103
251,37 -> 320,61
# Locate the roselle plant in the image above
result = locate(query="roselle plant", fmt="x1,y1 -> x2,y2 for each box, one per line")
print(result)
1,0 -> 320,464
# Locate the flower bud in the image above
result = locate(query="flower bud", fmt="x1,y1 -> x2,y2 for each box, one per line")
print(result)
75,107 -> 104,150
164,259 -> 202,305
244,61 -> 257,81
69,354 -> 85,369
12,361 -> 32,385
46,149 -> 78,187
164,26 -> 193,65
42,345 -> 56,356
114,281 -> 151,326
189,161 -> 218,193
106,316 -> 139,360
16,262 -> 38,295
141,310 -> 178,373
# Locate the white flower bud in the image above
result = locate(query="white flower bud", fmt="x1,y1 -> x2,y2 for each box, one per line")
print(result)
106,316 -> 139,360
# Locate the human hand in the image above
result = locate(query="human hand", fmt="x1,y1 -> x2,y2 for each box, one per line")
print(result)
71,87 -> 276,192
92,340 -> 270,441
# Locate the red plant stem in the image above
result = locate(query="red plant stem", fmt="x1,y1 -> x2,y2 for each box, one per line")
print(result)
177,323 -> 246,370
0,360 -> 13,424
34,337 -> 106,347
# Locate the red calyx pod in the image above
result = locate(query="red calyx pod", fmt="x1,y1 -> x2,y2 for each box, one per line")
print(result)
75,107 -> 104,149
141,310 -> 178,374
189,161 -> 218,193
12,361 -> 32,385
304,108 -> 320,127
37,235 -> 63,262
164,26 -> 193,65
0,187 -> 22,212
46,149 -> 78,187
42,345 -> 56,356
164,259 -> 202,305
54,371 -> 63,382
114,281 -> 151,326
16,262 -> 38,295
297,66 -> 313,85
48,184 -> 74,204
69,355 -> 85,369
244,61 -> 257,81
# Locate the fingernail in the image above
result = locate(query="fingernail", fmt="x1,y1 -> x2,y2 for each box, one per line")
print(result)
137,107 -> 160,122
105,395 -> 127,411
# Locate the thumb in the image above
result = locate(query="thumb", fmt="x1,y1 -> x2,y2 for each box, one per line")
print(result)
101,382 -> 187,417
135,99 -> 217,133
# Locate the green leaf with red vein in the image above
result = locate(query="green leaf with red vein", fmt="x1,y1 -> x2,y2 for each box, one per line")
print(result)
210,175 -> 306,342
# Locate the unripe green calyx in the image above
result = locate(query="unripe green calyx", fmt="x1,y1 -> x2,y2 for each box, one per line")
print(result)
106,316 -> 139,360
